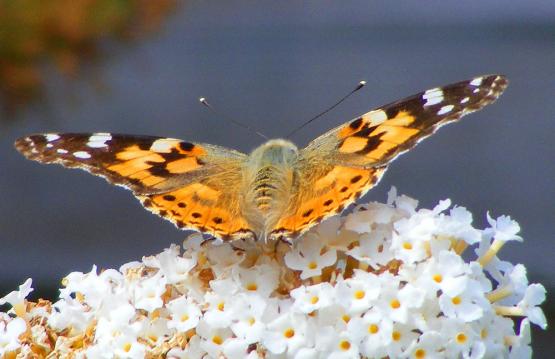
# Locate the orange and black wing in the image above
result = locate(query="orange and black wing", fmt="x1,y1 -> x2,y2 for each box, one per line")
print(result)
270,75 -> 508,240
15,133 -> 255,241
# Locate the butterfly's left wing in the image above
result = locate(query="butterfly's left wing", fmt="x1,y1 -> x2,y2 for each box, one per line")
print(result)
269,75 -> 508,240
15,133 -> 257,241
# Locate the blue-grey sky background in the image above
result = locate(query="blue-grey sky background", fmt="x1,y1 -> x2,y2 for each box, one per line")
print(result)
1,0 -> 554,350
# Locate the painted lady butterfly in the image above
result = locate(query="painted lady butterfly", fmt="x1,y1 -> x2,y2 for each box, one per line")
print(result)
15,75 -> 508,242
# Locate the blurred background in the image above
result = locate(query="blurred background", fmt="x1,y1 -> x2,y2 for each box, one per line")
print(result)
1,0 -> 553,352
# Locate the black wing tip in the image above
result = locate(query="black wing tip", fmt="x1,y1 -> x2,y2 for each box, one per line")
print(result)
485,74 -> 509,90
14,135 -> 41,159
471,74 -> 509,94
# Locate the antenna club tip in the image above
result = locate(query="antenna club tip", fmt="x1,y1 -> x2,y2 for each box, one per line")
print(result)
359,80 -> 367,86
199,97 -> 206,103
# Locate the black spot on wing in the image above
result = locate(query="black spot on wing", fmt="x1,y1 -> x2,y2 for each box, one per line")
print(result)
147,162 -> 171,177
385,106 -> 400,120
179,141 -> 195,152
353,126 -> 374,138
349,117 -> 363,130
355,132 -> 386,155
160,148 -> 187,162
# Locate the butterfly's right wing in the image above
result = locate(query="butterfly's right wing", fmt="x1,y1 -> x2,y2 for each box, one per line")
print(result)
269,75 -> 508,240
15,133 -> 256,241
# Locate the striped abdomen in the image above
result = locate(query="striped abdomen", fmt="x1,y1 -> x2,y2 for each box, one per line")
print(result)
252,166 -> 280,211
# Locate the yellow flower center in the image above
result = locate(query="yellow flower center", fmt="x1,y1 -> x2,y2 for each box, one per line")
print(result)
432,274 -> 443,283
212,335 -> 223,345
481,329 -> 488,339
392,331 -> 401,341
342,314 -> 351,323
390,299 -> 401,309
354,290 -> 365,299
180,314 -> 189,322
217,302 -> 225,311
308,261 -> 318,270
284,328 -> 295,338
310,296 -> 319,304
246,283 -> 258,291
248,317 -> 256,326
368,324 -> 379,334
123,343 -> 132,352
415,348 -> 426,358
456,332 -> 467,344
76,292 -> 85,302
403,242 -> 413,250
339,340 -> 351,351
148,335 -> 158,342
451,296 -> 461,305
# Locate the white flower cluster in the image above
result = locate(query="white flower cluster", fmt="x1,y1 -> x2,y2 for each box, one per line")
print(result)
0,188 -> 547,358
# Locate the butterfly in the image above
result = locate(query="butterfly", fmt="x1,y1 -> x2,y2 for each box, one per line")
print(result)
15,75 -> 508,243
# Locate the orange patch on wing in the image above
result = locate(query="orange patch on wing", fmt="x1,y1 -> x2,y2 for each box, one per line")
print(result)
338,119 -> 364,138
384,111 -> 415,127
115,145 -> 155,160
165,157 -> 202,174
140,175 -> 166,186
108,154 -> 164,176
370,125 -> 419,142
183,145 -> 206,157
142,185 -> 252,240
275,166 -> 377,234
339,136 -> 369,153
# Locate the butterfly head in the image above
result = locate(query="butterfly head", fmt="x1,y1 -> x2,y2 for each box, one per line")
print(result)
250,139 -> 299,166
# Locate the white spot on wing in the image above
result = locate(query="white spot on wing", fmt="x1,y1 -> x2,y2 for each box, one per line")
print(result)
73,151 -> 91,159
423,88 -> 444,107
87,133 -> 112,148
470,77 -> 483,86
461,97 -> 470,104
57,149 -> 68,154
365,109 -> 388,124
46,134 -> 60,142
437,105 -> 454,115
150,139 -> 179,153
46,143 -> 53,148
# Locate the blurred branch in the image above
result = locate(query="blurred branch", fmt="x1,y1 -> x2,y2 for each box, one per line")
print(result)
0,0 -> 178,117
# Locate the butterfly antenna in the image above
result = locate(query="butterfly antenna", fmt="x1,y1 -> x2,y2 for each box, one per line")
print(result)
285,80 -> 367,139
199,98 -> 269,140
